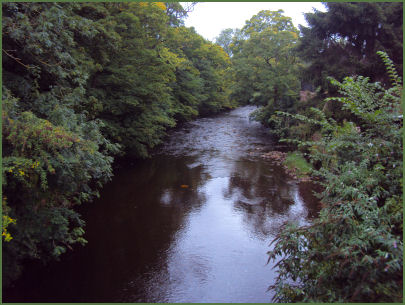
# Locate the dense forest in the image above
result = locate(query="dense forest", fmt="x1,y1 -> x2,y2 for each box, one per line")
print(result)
2,2 -> 403,302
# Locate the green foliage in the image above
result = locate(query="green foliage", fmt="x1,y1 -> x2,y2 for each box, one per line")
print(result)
268,52 -> 403,302
167,26 -> 233,119
228,10 -> 301,131
262,4 -> 402,143
82,2 -> 176,157
2,86 -> 117,284
284,152 -> 312,177
2,196 -> 16,242
2,2 -> 232,286
164,2 -> 190,27
215,28 -> 235,57
298,2 -> 403,93
2,3 -> 119,285
78,2 -> 232,156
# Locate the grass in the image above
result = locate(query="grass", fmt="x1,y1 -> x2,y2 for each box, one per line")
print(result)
283,151 -> 312,177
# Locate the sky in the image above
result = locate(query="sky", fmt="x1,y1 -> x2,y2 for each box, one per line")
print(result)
181,2 -> 327,41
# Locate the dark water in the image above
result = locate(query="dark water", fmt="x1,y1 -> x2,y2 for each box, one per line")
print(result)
4,106 -> 320,303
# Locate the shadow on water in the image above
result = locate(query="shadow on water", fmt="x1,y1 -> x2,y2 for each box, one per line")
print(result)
4,106 -> 321,303
5,155 -> 208,302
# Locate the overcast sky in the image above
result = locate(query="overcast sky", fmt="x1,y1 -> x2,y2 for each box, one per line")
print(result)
181,2 -> 327,41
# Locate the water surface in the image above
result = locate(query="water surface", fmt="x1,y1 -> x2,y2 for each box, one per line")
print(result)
4,106 -> 320,302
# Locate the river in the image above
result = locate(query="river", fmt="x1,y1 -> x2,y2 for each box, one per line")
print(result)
4,106 -> 320,302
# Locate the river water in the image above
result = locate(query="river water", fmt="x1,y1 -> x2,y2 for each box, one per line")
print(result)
4,106 -> 320,303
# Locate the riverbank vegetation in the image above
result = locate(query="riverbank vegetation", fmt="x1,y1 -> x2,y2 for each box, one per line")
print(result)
215,2 -> 402,302
2,2 -> 234,285
268,53 -> 403,302
2,2 -> 403,302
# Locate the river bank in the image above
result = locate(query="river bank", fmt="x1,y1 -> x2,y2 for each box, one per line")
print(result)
4,106 -> 321,303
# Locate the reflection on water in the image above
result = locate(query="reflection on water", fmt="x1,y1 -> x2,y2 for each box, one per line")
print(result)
4,106 -> 320,303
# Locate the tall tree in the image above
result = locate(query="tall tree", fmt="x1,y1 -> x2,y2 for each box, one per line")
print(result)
298,2 -> 403,91
84,2 -> 179,157
230,10 -> 301,123
215,28 -> 235,57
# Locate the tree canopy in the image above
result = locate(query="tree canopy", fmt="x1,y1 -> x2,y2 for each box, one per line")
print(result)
298,2 -> 403,91
230,10 -> 301,116
2,2 -> 233,285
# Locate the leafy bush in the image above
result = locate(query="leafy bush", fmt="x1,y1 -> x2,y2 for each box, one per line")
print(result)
268,52 -> 403,302
2,87 -> 118,285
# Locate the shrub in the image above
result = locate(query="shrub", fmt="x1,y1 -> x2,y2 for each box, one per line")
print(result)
268,52 -> 403,302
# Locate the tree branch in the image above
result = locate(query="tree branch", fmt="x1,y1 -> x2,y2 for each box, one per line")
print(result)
2,49 -> 35,69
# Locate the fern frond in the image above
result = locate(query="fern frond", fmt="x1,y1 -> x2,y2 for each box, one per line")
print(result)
377,51 -> 402,88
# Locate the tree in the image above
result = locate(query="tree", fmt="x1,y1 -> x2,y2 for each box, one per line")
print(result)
215,28 -> 235,57
2,2 -> 234,286
2,2 -> 119,285
268,52 -> 403,302
166,25 -> 233,119
81,2 -> 178,157
230,10 -> 301,124
298,2 -> 403,92
165,2 -> 195,27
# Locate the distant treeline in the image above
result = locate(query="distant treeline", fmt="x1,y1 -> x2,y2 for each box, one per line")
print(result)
215,2 -> 402,138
